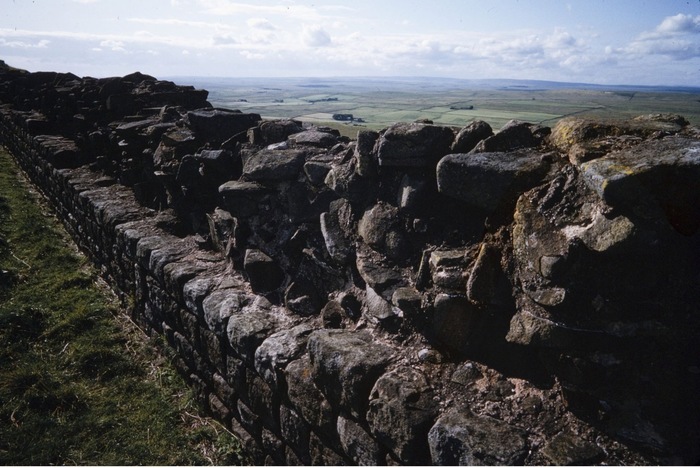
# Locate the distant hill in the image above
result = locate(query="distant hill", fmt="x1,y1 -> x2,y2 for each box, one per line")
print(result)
170,75 -> 700,95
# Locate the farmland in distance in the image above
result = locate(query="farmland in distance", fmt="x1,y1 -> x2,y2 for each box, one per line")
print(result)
178,76 -> 700,138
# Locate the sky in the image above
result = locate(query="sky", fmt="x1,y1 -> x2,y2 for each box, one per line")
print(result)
1,0 -> 700,86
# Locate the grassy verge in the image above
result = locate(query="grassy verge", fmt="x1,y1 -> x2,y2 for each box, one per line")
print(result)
0,147 -> 248,465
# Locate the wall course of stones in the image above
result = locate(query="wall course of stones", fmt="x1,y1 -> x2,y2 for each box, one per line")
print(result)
1,67 -> 699,465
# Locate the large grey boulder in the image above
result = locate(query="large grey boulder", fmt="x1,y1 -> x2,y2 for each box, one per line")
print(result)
185,108 -> 260,145
354,129 -> 379,177
376,122 -> 454,167
249,119 -> 303,146
451,120 -> 493,153
549,116 -> 689,165
358,202 -> 408,261
579,136 -> 700,234
507,147 -> 700,459
288,129 -> 339,148
472,119 -> 548,153
436,151 -> 551,212
242,148 -> 307,181
218,180 -> 270,218
324,157 -> 375,203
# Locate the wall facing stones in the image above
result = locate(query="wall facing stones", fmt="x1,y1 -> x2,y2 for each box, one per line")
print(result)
1,64 -> 699,465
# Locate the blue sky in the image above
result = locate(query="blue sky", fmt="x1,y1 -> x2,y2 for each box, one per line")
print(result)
1,0 -> 700,85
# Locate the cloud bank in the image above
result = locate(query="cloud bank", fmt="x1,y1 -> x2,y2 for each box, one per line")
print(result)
1,1 -> 699,85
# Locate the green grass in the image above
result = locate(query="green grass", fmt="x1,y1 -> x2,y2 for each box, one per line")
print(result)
0,147 -> 248,465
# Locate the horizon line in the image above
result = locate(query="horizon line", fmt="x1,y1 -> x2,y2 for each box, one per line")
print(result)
162,74 -> 700,92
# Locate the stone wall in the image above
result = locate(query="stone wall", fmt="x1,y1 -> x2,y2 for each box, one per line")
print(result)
1,65 -> 699,465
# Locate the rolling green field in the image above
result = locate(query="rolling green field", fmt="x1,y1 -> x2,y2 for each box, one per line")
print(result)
180,76 -> 700,138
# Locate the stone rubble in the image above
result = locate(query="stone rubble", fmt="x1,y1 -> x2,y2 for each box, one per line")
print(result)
0,62 -> 698,465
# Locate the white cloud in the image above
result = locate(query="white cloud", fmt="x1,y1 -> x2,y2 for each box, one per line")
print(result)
622,14 -> 700,60
240,50 -> 265,60
100,39 -> 127,52
196,0 -> 322,22
128,17 -> 221,29
545,29 -> 578,49
657,14 -> 700,34
302,25 -> 331,47
0,38 -> 50,49
247,18 -> 276,30
627,37 -> 700,60
212,33 -> 238,46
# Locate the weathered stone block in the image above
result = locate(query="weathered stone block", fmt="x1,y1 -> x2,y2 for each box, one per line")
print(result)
242,148 -> 307,181
307,329 -> 393,419
285,356 -> 337,435
580,137 -> 700,234
185,108 -> 260,146
367,367 -> 438,464
432,294 -> 481,354
377,122 -> 454,167
337,415 -> 382,465
452,120 -> 493,153
466,242 -> 502,305
243,248 -> 285,293
227,310 -> 278,368
218,180 -> 271,218
309,432 -> 348,466
202,289 -> 243,335
436,151 -> 551,212
289,129 -> 338,148
320,206 -> 353,264
303,160 -> 331,185
472,119 -> 545,153
254,323 -> 315,391
358,202 -> 407,260
428,409 -> 528,465
356,246 -> 403,293
280,405 -> 311,464
542,430 -> 604,466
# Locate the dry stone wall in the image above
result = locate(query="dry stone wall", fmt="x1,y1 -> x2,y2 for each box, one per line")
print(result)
1,64 -> 699,465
